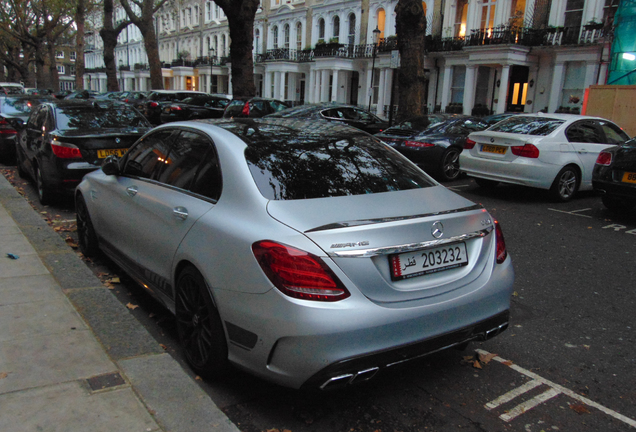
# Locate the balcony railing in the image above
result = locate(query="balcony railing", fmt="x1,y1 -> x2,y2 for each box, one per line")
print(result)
255,39 -> 399,64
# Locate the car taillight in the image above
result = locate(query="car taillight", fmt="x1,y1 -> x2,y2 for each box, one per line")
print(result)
149,101 -> 159,108
170,105 -> 182,111
595,151 -> 612,166
494,220 -> 507,264
510,144 -> 540,158
241,101 -> 250,116
464,138 -> 476,149
50,140 -> 82,159
404,141 -> 435,148
0,117 -> 17,135
252,240 -> 350,302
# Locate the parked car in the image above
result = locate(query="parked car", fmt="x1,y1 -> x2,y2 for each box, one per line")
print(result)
460,113 -> 629,201
375,114 -> 489,181
222,96 -> 289,118
16,100 -> 151,204
63,89 -> 102,100
119,91 -> 148,106
75,118 -> 514,389
593,137 -> 636,212
159,94 -> 230,123
265,103 -> 389,134
482,113 -> 519,127
94,91 -> 126,101
0,82 -> 25,95
0,95 -> 52,163
139,90 -> 208,124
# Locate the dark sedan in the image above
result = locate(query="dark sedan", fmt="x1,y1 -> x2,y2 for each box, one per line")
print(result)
159,94 -> 230,124
0,95 -> 51,163
16,100 -> 151,204
265,103 -> 389,134
375,114 -> 489,181
223,97 -> 289,118
593,137 -> 636,212
139,90 -> 208,125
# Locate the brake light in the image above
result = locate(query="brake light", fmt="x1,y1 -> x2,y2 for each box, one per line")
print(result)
494,220 -> 507,264
170,105 -> 182,111
595,151 -> 612,166
252,240 -> 350,302
241,101 -> 250,116
149,101 -> 159,108
50,140 -> 82,159
404,141 -> 435,148
464,138 -> 476,149
0,117 -> 16,135
511,144 -> 540,158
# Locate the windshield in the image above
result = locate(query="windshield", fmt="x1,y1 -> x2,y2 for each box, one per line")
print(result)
55,105 -> 151,130
219,119 -> 436,200
489,116 -> 565,136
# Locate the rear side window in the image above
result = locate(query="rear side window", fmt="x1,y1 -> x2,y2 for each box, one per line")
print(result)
224,100 -> 246,117
599,121 -> 628,144
490,117 -> 565,136
566,121 -> 603,143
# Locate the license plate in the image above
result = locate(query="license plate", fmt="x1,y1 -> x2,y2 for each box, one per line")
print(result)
390,242 -> 468,281
481,144 -> 507,154
622,171 -> 636,184
97,148 -> 127,158
163,107 -> 171,113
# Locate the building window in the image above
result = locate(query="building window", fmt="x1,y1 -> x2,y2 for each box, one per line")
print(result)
284,24 -> 290,48
70,51 -> 76,61
56,51 -> 65,59
333,16 -> 340,42
377,9 -> 386,39
510,0 -> 526,27
318,18 -> 325,41
206,2 -> 211,21
451,66 -> 466,103
561,62 -> 585,107
194,6 -> 199,25
348,13 -> 356,45
480,0 -> 497,30
273,25 -> 279,48
296,22 -> 302,51
57,65 -> 65,74
564,0 -> 584,28
255,29 -> 261,54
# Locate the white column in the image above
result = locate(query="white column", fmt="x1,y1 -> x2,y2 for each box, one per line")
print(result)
308,70 -> 316,103
366,67 -> 374,109
376,69 -> 387,117
462,65 -> 477,115
331,70 -> 339,102
274,71 -> 282,100
496,65 -> 510,114
314,70 -> 321,102
548,62 -> 565,113
320,69 -> 330,102
440,65 -> 452,112
264,71 -> 272,98
206,74 -> 211,94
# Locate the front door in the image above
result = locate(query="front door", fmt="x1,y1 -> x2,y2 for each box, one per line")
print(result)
350,71 -> 359,105
506,66 -> 529,112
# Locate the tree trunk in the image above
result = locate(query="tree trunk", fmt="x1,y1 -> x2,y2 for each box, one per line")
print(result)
75,0 -> 86,90
395,0 -> 427,122
47,41 -> 60,91
100,0 -> 128,91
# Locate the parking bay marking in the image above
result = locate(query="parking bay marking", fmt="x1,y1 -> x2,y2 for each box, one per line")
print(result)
548,208 -> 593,218
477,349 -> 636,427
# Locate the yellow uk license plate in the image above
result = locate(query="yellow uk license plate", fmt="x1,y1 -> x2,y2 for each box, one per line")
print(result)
621,171 -> 636,184
481,144 -> 507,154
97,148 -> 127,158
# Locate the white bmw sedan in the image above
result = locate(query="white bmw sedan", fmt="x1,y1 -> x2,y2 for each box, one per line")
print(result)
460,114 -> 629,201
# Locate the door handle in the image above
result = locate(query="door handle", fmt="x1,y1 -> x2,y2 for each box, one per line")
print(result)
126,186 -> 138,197
173,207 -> 188,220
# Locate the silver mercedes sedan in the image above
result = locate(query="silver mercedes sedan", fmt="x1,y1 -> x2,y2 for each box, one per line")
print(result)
76,118 -> 514,390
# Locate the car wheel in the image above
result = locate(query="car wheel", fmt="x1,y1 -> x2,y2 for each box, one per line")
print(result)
75,194 -> 100,257
15,146 -> 27,179
175,265 -> 228,378
550,166 -> 579,202
601,195 -> 636,212
475,178 -> 500,189
439,147 -> 462,181
35,165 -> 55,205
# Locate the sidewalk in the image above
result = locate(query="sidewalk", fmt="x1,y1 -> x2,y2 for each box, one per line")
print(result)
0,173 -> 240,432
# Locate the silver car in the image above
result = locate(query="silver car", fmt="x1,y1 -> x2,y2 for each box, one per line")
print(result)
76,118 -> 514,389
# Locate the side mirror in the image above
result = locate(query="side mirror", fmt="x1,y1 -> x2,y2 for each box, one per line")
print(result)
101,155 -> 121,176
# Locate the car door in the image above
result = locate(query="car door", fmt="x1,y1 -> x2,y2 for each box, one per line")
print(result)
566,120 -> 613,185
116,128 -> 218,297
24,105 -> 51,167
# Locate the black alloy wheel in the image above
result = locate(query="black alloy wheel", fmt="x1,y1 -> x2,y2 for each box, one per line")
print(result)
175,266 -> 228,378
75,194 -> 100,257
440,147 -> 462,181
550,165 -> 579,202
35,165 -> 54,205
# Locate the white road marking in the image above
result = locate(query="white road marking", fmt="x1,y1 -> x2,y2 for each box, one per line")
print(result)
548,208 -> 592,218
476,349 -> 636,428
485,379 -> 543,410
499,388 -> 561,422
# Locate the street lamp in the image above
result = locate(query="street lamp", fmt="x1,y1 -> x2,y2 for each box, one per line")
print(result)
368,26 -> 381,112
208,46 -> 215,65
118,59 -> 123,91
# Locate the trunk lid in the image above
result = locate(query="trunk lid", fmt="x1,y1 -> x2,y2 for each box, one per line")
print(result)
53,128 -> 149,165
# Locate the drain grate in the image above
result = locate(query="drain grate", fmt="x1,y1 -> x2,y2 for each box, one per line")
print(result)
86,372 -> 126,391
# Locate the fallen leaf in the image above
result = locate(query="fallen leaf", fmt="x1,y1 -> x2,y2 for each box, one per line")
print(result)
107,277 -> 121,284
126,303 -> 139,310
65,237 -> 78,249
0,372 -> 8,379
502,360 -> 513,366
478,352 -> 498,364
473,360 -> 483,369
569,403 -> 590,414
159,344 -> 167,350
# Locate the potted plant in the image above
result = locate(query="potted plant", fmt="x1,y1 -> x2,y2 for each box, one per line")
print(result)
585,19 -> 603,31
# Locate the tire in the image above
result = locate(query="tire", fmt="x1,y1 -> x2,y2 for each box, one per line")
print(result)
35,165 -> 55,205
439,147 -> 462,181
15,146 -> 27,179
475,178 -> 500,189
601,195 -> 636,213
75,194 -> 100,258
175,266 -> 228,378
550,166 -> 579,202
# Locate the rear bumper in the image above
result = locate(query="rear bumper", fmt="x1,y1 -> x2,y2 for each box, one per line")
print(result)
592,179 -> 636,200
460,153 -> 558,190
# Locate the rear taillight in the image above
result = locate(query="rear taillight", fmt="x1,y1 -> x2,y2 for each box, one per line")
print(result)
511,144 -> 540,158
50,140 -> 82,159
595,151 -> 612,166
252,240 -> 350,302
0,117 -> 17,135
241,101 -> 250,116
404,141 -> 435,148
170,105 -> 182,111
494,220 -> 507,264
149,101 -> 159,108
464,138 -> 476,149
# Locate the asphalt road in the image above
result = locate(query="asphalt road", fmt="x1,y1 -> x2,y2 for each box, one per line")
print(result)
2,163 -> 635,432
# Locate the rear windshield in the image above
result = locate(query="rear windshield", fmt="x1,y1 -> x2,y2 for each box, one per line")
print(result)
388,115 -> 451,133
220,120 -> 435,200
489,117 -> 565,136
1,98 -> 48,114
55,105 -> 151,130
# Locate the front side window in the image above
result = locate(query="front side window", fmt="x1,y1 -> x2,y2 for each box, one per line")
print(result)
156,130 -> 213,190
122,130 -> 176,179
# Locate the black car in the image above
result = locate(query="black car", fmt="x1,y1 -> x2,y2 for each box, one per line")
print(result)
223,97 -> 289,118
119,91 -> 148,106
0,95 -> 51,163
140,90 -> 208,125
265,103 -> 389,134
159,94 -> 230,124
593,137 -> 636,212
63,89 -> 102,100
16,100 -> 151,204
375,114 -> 489,181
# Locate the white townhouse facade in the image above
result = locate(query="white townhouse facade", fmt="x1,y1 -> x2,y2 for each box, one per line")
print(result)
83,0 -> 619,118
